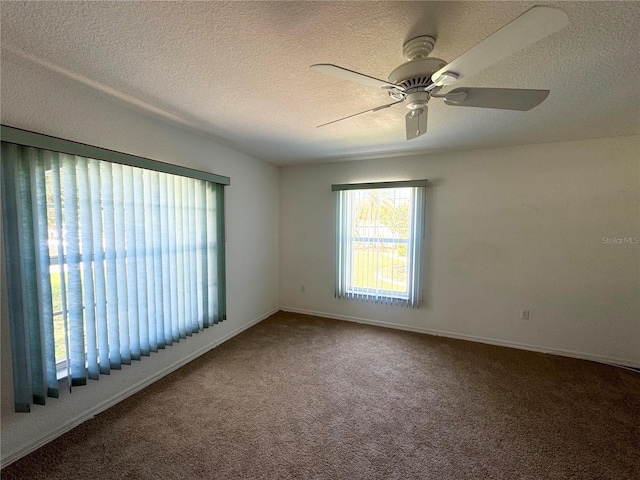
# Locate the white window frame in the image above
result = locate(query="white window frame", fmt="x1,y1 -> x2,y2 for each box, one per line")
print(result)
333,180 -> 427,308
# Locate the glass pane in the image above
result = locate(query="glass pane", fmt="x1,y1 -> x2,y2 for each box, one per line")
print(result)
349,188 -> 411,296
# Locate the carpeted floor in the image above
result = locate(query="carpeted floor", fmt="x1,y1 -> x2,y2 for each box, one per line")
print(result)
2,311 -> 639,479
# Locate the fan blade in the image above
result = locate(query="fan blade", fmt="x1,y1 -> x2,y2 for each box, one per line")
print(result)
318,101 -> 404,127
311,64 -> 403,91
442,88 -> 550,111
431,6 -> 569,85
406,107 -> 428,140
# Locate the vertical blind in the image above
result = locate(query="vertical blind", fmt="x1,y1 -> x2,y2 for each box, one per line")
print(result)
333,180 -> 427,308
1,128 -> 228,413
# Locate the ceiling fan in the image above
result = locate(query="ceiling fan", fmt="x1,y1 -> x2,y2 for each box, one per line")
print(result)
311,6 -> 569,140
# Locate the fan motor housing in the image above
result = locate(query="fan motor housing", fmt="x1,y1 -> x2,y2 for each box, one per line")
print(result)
388,57 -> 447,88
388,57 -> 448,102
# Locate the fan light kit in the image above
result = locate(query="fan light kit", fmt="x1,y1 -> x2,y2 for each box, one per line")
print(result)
311,6 -> 569,140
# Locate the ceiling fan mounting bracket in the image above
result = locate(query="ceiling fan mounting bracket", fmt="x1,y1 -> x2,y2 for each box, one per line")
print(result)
403,36 -> 436,61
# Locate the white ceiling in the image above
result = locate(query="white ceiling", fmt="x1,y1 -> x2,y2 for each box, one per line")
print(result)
1,1 -> 639,166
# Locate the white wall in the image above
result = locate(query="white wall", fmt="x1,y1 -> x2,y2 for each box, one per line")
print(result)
1,55 -> 280,464
280,136 -> 640,367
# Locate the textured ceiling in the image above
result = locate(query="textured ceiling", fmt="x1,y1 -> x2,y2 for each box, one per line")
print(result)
1,1 -> 639,165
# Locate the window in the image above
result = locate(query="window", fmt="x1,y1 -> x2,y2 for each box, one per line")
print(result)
333,180 -> 427,307
1,125 -> 229,412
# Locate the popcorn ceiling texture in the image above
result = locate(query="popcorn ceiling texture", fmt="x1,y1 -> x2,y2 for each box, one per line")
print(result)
1,1 -> 639,164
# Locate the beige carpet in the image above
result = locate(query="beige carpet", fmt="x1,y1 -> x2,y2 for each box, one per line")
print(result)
2,311 -> 639,479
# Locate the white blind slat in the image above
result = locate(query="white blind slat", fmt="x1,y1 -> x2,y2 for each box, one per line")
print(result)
77,158 -> 99,380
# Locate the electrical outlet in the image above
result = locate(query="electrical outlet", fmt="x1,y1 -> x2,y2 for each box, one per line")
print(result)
300,285 -> 305,293
520,309 -> 529,320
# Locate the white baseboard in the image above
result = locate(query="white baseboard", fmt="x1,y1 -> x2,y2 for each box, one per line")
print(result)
280,306 -> 640,370
0,307 -> 279,469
